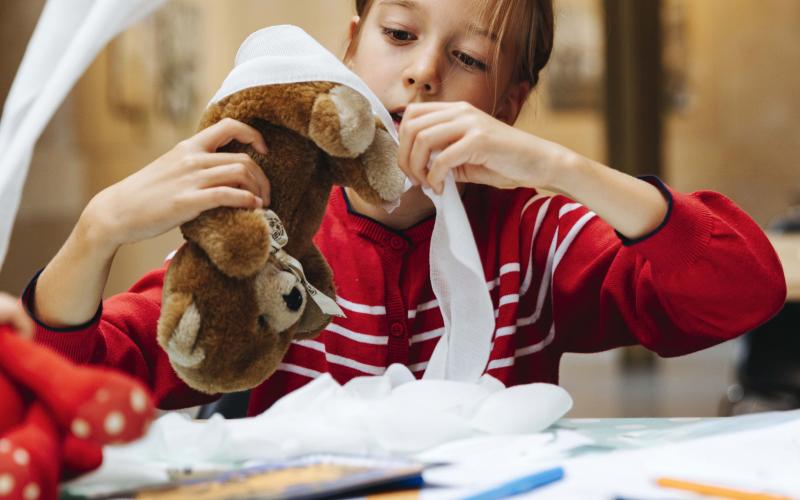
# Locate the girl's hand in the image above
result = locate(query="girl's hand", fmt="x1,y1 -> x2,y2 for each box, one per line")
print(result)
397,101 -> 565,194
0,293 -> 33,339
81,118 -> 271,252
397,101 -> 668,239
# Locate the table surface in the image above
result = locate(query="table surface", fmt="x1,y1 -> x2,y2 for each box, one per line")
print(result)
60,411 -> 800,499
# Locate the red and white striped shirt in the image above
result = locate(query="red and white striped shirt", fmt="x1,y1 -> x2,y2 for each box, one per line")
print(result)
25,180 -> 786,414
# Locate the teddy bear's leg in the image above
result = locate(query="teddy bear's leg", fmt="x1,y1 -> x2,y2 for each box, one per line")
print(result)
0,326 -> 155,447
0,402 -> 60,500
293,247 -> 335,338
60,436 -> 103,481
327,125 -> 406,205
0,372 -> 26,437
180,208 -> 271,278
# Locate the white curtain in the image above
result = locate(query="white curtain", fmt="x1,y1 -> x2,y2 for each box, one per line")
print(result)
0,0 -> 167,266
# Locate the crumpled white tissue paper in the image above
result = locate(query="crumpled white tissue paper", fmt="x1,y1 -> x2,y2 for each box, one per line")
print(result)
65,364 -> 573,494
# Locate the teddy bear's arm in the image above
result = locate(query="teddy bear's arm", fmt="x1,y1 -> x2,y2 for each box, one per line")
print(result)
180,208 -> 271,278
326,125 -> 406,206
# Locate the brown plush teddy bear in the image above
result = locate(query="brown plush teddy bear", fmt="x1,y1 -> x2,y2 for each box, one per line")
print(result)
157,82 -> 404,395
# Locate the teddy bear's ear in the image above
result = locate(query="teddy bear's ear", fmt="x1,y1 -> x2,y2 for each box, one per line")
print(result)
327,123 -> 405,205
157,292 -> 206,369
309,85 -> 376,158
293,302 -> 331,340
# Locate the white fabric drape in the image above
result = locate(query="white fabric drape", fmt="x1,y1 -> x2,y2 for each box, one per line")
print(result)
0,0 -> 166,265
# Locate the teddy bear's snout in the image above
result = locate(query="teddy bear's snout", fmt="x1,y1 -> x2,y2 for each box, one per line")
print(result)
283,287 -> 303,312
253,265 -> 308,333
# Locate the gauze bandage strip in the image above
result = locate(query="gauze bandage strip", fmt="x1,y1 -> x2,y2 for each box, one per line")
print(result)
0,0 -> 166,266
423,173 -> 496,381
210,25 -> 398,145
210,25 -> 495,382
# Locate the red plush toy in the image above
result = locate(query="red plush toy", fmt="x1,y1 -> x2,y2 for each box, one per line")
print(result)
0,324 -> 156,500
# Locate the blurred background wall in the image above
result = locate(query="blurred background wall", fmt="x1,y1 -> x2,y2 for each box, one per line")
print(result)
1,0 -> 798,417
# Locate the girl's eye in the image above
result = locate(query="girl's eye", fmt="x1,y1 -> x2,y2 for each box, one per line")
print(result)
454,51 -> 488,72
382,27 -> 416,43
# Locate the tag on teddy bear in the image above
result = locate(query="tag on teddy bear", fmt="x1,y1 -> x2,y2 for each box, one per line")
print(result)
264,210 -> 345,318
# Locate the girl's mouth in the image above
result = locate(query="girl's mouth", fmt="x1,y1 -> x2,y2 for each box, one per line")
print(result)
390,110 -> 405,130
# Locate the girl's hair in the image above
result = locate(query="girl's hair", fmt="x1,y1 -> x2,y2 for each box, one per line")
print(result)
351,0 -> 554,95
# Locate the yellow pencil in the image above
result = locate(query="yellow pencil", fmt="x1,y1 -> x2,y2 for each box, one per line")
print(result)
656,477 -> 794,500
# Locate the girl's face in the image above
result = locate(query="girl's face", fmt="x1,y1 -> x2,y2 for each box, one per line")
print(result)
345,0 -> 526,130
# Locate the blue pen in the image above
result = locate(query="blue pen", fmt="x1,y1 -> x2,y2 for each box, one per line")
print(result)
464,466 -> 565,500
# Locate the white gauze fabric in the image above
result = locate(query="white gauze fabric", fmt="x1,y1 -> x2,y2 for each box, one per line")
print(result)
0,0 -> 166,266
63,364 -> 574,496
212,25 -> 495,382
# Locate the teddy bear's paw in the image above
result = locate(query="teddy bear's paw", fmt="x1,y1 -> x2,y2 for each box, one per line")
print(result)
309,85 -> 375,158
362,127 -> 406,202
68,375 -> 155,445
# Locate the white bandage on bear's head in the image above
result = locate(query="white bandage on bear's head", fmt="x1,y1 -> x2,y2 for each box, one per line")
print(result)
210,25 -> 397,144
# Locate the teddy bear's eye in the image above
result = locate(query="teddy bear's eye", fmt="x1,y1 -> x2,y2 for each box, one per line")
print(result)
257,314 -> 269,329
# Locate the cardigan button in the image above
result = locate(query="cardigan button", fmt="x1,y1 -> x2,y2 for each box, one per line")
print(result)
389,321 -> 405,337
389,236 -> 407,252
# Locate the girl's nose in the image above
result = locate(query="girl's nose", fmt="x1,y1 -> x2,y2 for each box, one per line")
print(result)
403,50 -> 442,96
405,77 -> 436,94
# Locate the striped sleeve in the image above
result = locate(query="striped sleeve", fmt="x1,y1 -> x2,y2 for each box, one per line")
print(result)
517,179 -> 786,357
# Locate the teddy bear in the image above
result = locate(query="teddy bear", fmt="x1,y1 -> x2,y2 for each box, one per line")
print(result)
0,324 -> 156,500
156,81 -> 405,395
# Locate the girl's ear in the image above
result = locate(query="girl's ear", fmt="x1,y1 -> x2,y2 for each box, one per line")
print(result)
496,80 -> 532,125
344,16 -> 361,67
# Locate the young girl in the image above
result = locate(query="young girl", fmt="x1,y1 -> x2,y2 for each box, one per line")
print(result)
24,0 -> 785,413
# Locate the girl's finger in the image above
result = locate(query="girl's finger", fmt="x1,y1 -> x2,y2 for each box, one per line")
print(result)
451,163 -> 515,189
407,122 -> 466,187
192,152 -> 261,169
427,136 -> 482,193
402,101 -> 461,122
399,107 -> 469,182
10,309 -> 34,339
193,153 -> 271,204
192,186 -> 264,212
193,118 -> 268,155
0,295 -> 33,339
198,163 -> 263,200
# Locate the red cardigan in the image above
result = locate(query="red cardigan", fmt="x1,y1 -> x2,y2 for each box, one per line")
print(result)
24,179 -> 786,415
